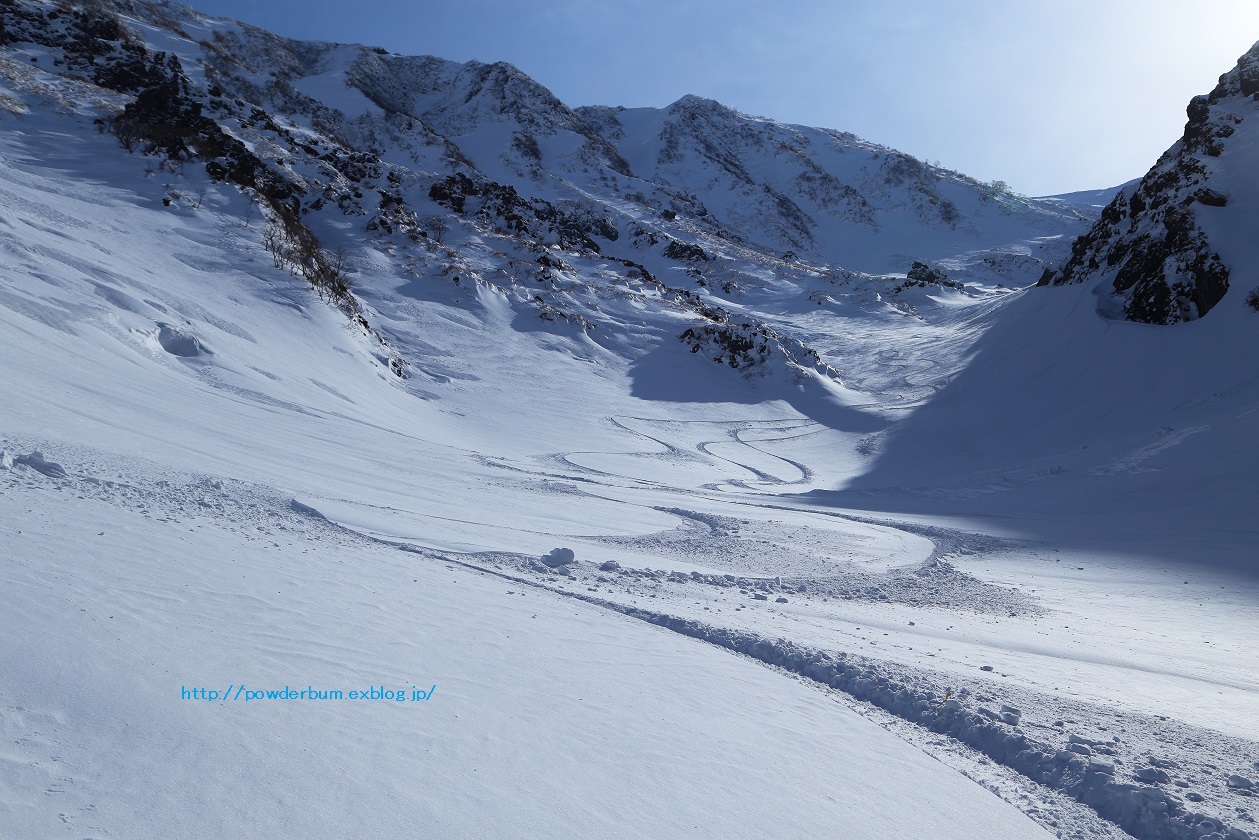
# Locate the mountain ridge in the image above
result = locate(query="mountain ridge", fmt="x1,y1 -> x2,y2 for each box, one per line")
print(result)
0,0 -> 1099,408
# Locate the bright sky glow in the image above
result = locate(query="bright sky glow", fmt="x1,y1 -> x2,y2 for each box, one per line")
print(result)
186,0 -> 1259,195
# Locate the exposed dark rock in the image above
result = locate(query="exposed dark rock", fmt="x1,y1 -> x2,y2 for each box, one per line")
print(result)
1042,42 -> 1257,323
907,261 -> 947,285
894,261 -> 965,294
428,173 -> 617,253
428,172 -> 475,214
663,240 -> 709,262
679,320 -> 835,381
1195,188 -> 1228,207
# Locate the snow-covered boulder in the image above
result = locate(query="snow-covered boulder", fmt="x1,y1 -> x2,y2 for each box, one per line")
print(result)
540,547 -> 575,568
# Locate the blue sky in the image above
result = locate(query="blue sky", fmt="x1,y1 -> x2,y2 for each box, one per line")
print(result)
188,0 -> 1259,195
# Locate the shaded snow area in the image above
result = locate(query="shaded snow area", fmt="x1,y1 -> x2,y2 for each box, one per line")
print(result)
1,3 -> 1257,839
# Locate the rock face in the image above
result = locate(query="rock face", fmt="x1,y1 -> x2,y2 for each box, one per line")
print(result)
1040,42 -> 1259,324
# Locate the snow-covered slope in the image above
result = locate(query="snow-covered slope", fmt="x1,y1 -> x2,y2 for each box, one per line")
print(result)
0,0 -> 1100,406
2,2 -> 1257,840
578,95 -> 1087,272
1041,42 -> 1259,324
195,21 -> 1086,275
837,45 -> 1259,567
1035,178 -> 1141,212
849,40 -> 1259,530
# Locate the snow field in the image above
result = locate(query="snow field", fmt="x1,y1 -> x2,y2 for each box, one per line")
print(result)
1,451 -> 1059,840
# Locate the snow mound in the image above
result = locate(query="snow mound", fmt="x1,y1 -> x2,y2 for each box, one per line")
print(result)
154,323 -> 213,358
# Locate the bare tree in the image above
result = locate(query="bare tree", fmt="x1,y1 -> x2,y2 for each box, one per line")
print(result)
263,220 -> 289,269
423,215 -> 448,245
328,245 -> 350,281
113,119 -> 144,154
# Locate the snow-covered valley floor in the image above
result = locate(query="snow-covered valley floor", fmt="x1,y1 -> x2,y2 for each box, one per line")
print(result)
4,422 -> 1256,839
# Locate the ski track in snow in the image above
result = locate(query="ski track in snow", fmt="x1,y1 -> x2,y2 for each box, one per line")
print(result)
562,416 -> 821,493
4,436 -> 1257,840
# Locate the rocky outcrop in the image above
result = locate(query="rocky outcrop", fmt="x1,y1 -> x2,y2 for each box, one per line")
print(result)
428,173 -> 618,253
1040,42 -> 1259,324
893,261 -> 965,294
680,321 -> 838,382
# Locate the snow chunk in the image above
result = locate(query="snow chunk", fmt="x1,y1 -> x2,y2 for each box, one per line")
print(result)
1135,766 -> 1171,784
289,499 -> 327,520
541,547 -> 576,567
15,451 -> 68,479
